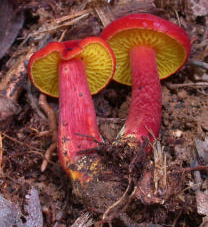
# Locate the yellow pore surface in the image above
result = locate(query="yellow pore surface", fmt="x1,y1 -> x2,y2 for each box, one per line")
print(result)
32,51 -> 60,97
108,28 -> 187,85
31,42 -> 114,97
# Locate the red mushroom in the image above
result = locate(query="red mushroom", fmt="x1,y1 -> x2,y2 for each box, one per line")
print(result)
101,13 -> 191,149
28,37 -> 116,182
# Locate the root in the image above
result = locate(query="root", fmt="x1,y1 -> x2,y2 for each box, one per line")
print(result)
38,94 -> 58,172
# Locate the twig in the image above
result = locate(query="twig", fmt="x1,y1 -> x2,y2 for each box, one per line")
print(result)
188,59 -> 208,70
172,208 -> 183,227
97,117 -> 125,123
74,133 -> 103,145
168,82 -> 208,89
173,8 -> 181,27
184,165 -> 208,172
24,12 -> 90,44
1,132 -> 25,146
53,9 -> 90,24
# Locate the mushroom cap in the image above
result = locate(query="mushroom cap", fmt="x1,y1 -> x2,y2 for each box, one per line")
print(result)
28,37 -> 116,97
100,13 -> 191,85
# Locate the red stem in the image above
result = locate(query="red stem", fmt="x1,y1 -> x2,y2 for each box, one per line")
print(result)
120,46 -> 162,145
58,58 -> 103,174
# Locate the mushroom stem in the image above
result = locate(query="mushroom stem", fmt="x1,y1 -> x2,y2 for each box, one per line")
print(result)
58,58 -> 103,177
119,46 -> 162,145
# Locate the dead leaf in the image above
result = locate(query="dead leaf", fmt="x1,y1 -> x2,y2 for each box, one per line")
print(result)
0,0 -> 24,59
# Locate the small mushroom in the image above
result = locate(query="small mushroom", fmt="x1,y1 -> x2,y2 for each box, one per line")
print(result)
101,13 -> 191,149
28,37 -> 116,181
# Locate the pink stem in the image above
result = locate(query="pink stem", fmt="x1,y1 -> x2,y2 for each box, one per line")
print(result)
58,58 -> 103,174
120,46 -> 162,145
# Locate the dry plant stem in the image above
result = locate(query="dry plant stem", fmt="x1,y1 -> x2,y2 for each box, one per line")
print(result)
173,8 -> 181,27
152,139 -> 167,192
97,117 -> 125,123
168,82 -> 208,89
53,9 -> 90,24
58,29 -> 67,42
24,12 -> 90,45
38,93 -> 58,172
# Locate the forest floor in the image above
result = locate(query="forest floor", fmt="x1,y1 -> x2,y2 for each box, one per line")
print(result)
1,0 -> 208,226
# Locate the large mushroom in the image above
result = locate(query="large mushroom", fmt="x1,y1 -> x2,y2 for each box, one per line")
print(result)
101,13 -> 191,149
28,37 -> 116,182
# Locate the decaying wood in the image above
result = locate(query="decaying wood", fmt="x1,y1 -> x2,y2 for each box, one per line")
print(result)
1,48 -> 35,100
112,0 -> 156,17
94,0 -> 156,28
0,48 -> 35,128
94,0 -> 116,27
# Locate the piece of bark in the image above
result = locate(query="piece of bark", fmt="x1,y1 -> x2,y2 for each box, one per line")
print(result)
112,0 -> 156,19
94,0 -> 156,28
0,48 -> 35,130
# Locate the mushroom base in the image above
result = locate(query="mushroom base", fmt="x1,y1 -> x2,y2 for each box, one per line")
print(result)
69,152 -> 126,211
68,138 -> 148,213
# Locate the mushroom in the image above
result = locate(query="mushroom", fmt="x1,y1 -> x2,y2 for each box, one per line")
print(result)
101,13 -> 191,149
28,37 -> 116,181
